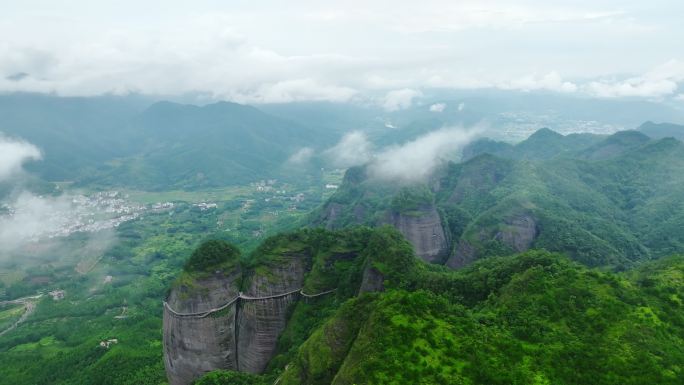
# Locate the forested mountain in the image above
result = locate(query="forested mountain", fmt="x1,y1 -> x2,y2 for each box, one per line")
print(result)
639,121 -> 684,141
315,128 -> 684,269
82,101 -> 334,189
0,93 -> 148,180
164,227 -> 684,385
0,94 -> 333,190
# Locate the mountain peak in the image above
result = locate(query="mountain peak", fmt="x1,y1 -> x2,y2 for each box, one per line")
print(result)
605,130 -> 650,144
528,127 -> 563,140
638,121 -> 684,141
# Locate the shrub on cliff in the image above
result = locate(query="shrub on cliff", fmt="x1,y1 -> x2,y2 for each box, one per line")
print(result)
183,239 -> 241,273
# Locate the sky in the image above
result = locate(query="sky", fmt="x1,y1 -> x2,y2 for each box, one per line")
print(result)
1,0 -> 683,106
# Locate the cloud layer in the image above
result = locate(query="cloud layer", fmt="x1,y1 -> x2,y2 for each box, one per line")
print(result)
0,136 -> 41,181
322,126 -> 479,183
0,1 -> 682,103
0,135 -> 122,257
368,127 -> 479,183
324,131 -> 374,168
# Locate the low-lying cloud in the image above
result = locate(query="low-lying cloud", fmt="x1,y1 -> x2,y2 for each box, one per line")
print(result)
324,131 -> 374,168
429,103 -> 446,112
0,192 -> 72,252
0,135 -> 41,181
0,134 -> 123,258
382,89 -> 422,111
322,125 -> 480,183
368,127 -> 480,183
287,147 -> 315,165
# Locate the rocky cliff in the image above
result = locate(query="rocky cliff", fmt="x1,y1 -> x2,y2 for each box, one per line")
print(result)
383,206 -> 449,263
163,259 -> 308,384
163,271 -> 242,385
236,252 -> 308,373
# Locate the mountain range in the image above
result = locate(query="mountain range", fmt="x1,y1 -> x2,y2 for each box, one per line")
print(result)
315,127 -> 684,269
0,94 -> 334,190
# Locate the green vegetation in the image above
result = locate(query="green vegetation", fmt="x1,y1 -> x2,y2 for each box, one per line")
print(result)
390,186 -> 434,214
0,303 -> 24,332
193,371 -> 268,385
4,93 -> 684,385
277,249 -> 684,385
0,174 -> 340,384
183,240 -> 240,273
318,129 -> 684,269
639,121 -> 684,141
169,225 -> 684,385
0,94 -> 336,190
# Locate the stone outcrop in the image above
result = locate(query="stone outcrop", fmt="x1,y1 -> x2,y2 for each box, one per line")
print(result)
494,214 -> 538,252
445,214 -> 538,269
358,265 -> 384,294
445,241 -> 476,269
163,270 -> 242,385
384,206 -> 449,263
236,253 -> 307,373
163,252 -> 309,384
319,203 -> 345,229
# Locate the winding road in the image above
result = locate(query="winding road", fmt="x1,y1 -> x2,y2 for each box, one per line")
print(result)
0,295 -> 41,337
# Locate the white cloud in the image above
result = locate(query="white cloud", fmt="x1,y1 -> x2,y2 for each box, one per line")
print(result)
287,147 -> 315,165
429,103 -> 446,112
247,79 -> 358,103
0,3 -> 682,103
458,102 -> 465,111
585,60 -> 684,98
0,135 -> 122,256
382,88 -> 422,111
0,135 -> 42,181
324,131 -> 374,168
0,192 -> 71,251
502,71 -> 578,93
368,126 -> 480,183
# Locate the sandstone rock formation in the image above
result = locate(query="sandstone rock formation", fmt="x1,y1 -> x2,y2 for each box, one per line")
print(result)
236,253 -> 307,373
384,206 -> 449,263
163,271 -> 242,385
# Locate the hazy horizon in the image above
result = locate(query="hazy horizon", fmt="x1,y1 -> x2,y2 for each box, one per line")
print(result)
2,0 -> 683,108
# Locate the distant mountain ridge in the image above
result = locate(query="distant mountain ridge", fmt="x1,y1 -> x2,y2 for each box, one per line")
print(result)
639,121 -> 684,141
315,127 -> 684,269
83,100 -> 333,189
0,94 -> 333,189
168,227 -> 684,385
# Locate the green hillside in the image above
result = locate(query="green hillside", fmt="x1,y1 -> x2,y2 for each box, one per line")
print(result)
639,121 -> 684,141
183,228 -> 684,385
0,95 -> 333,190
315,128 -> 684,269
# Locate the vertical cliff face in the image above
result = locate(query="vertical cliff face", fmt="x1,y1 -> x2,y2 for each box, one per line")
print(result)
236,253 -> 307,373
163,253 -> 309,384
163,271 -> 242,385
384,206 -> 449,263
493,214 -> 538,252
445,240 -> 476,269
445,213 -> 538,269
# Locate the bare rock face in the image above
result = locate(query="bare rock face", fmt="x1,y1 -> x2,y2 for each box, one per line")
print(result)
494,214 -> 538,252
384,206 -> 449,263
445,241 -> 476,269
445,214 -> 537,269
236,253 -> 307,373
358,265 -> 384,294
318,202 -> 368,230
320,203 -> 345,229
163,270 -> 242,385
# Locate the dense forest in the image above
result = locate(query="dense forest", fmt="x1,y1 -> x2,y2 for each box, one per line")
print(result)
317,127 -> 684,269
3,1 -> 684,383
169,227 -> 684,385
